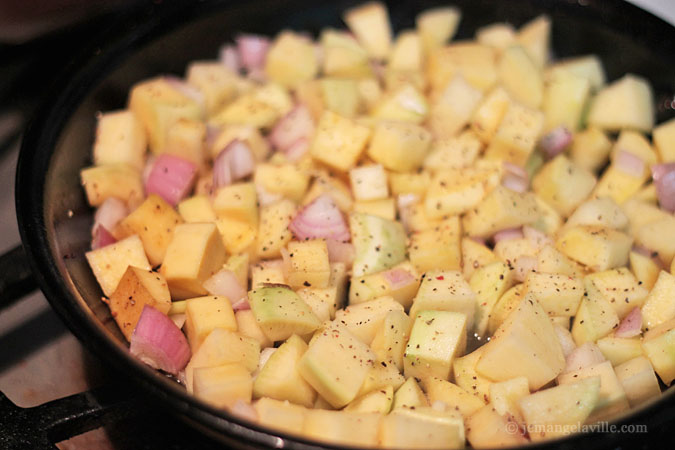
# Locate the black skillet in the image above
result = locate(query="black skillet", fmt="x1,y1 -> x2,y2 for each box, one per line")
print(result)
3,0 -> 675,448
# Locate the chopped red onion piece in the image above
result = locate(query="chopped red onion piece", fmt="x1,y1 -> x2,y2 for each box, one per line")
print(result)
91,225 -> 116,250
231,298 -> 251,312
284,138 -> 310,162
539,126 -> 572,159
269,105 -> 315,152
130,305 -> 191,375
212,150 -> 233,189
219,44 -> 241,73
227,140 -> 256,180
615,307 -> 643,338
205,124 -> 222,151
203,268 -> 247,303
236,35 -> 271,72
383,268 -> 416,290
325,239 -> 355,266
145,154 -> 197,206
502,162 -> 529,193
469,236 -> 487,246
493,227 -> 524,243
93,197 -> 128,236
615,150 -> 645,178
652,163 -> 675,212
289,194 -> 350,242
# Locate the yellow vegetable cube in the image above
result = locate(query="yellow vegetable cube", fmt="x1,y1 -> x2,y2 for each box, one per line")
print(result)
517,15 -> 551,68
653,117 -> 675,162
343,1 -> 392,60
310,111 -> 372,172
184,296 -> 237,351
584,268 -> 648,319
254,163 -> 310,203
453,346 -> 493,402
532,156 -> 596,217
285,239 -> 331,289
178,195 -> 217,223
256,199 -> 295,259
615,356 -> 662,407
192,363 -> 252,409
211,83 -> 292,129
543,69 -> 590,131
466,404 -> 528,448
484,102 -> 544,166
213,182 -> 258,226
416,7 -> 460,55
425,167 -> 500,218
410,270 -> 477,329
379,408 -> 464,450
422,377 -> 484,417
463,185 -> 540,237
186,62 -> 238,117
86,235 -> 151,297
556,225 -> 632,272
367,121 -> 432,172
571,293 -> 620,346
587,74 -> 654,133
641,270 -> 675,329
470,261 -> 515,337
498,45 -> 543,109
370,84 -> 429,124
409,216 -> 462,273
426,43 -> 497,92
304,410 -> 382,447
523,272 -> 584,317
349,164 -> 389,201
470,86 -> 511,143
265,31 -> 318,88
388,31 -> 422,72
570,126 -> 612,173
164,118 -> 206,170
93,110 -> 146,170
642,318 -> 675,384
254,397 -> 307,435
428,74 -> 483,139
80,164 -> 144,208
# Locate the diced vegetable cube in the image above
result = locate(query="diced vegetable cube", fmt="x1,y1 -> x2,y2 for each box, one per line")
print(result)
249,285 -> 321,341
86,235 -> 151,297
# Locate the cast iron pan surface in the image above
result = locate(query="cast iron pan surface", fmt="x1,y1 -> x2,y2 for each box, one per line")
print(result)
15,0 -> 675,448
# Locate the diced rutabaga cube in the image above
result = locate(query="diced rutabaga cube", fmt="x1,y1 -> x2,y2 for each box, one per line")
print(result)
611,130 -> 658,166
653,117 -> 675,162
298,325 -> 375,408
498,45 -> 543,109
634,216 -> 675,264
593,164 -> 648,205
629,251 -> 660,290
570,126 -> 612,173
113,194 -> 183,266
349,164 -> 389,201
587,74 -> 654,133
463,186 -> 540,238
392,377 -> 428,410
184,296 -> 237,351
310,111 -> 372,172
235,310 -> 272,349
160,223 -> 227,299
109,267 -> 171,340
429,74 -> 483,139
489,376 -> 530,425
543,70 -> 591,131
453,346 -> 492,402
335,296 -> 403,345
466,404 -> 528,448
388,31 -> 422,72
215,217 -> 256,258
416,7 -> 460,55
86,235 -> 151,297
564,197 -> 628,231
254,397 -> 307,435
248,285 -> 321,342
476,23 -> 517,51
164,118 -> 207,170
493,237 -> 536,267
546,55 -> 606,92
596,336 -> 643,367
536,244 -> 584,277
421,377 -> 485,417
488,285 -> 525,336
370,84 -> 429,124
186,62 -> 238,117
350,212 -> 407,277
556,225 -> 632,272
320,78 -> 360,118
256,199 -> 294,260
80,164 -> 144,208
484,102 -> 544,166
192,363 -> 252,409
409,216 -> 462,274
615,356 -> 662,407
178,195 -> 216,223
571,294 -> 619,346
476,295 -> 565,390
410,270 -> 477,329
297,262 -> 348,321
379,407 -> 464,450
344,385 -> 393,414
470,261 -> 515,338
303,409 -> 382,447
370,311 -> 412,370
641,271 -> 675,329
424,130 -> 483,171
461,237 -> 498,280
367,121 -> 432,172
517,15 -> 551,69
93,110 -> 146,170
254,163 -> 310,203
470,86 -> 511,144
532,155 -> 597,218
210,83 -> 292,129
557,360 -> 630,423
403,310 -> 467,381
424,166 -> 500,218
426,43 -> 497,93
320,30 -> 372,79
213,182 -> 258,226
358,362 -> 405,397
265,31 -> 318,88
349,261 -> 420,306
343,2 -> 392,60
129,77 -> 203,153
642,318 -> 675,384
585,268 -> 648,320
518,377 -> 600,442
251,260 -> 285,288
285,239 -> 331,289
185,328 -> 259,392
253,335 -> 316,407
523,272 -> 584,317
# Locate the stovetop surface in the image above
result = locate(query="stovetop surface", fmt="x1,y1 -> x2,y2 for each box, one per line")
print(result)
0,0 -> 674,449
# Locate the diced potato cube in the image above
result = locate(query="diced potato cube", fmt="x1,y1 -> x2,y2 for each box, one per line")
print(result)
523,272 -> 583,317
584,268 -> 648,319
546,55 -> 606,92
108,267 -> 171,340
422,377 -> 484,417
489,376 -> 530,424
564,197 -> 628,231
634,216 -> 675,264
186,62 -> 238,117
161,223 -> 227,299
320,29 -> 372,79
570,126 -> 612,173
484,102 -> 545,166
424,130 -> 483,170
80,164 -> 144,208
410,270 -> 476,329
641,270 -> 675,329
587,74 -> 654,132
265,31 -> 318,88
86,235 -> 151,297
212,183 -> 258,226
476,23 -> 517,51
235,309 -> 272,349
285,239 -> 331,289
379,408 -> 464,450
178,195 -> 217,223
461,237 -> 498,280
215,217 -> 257,258
426,43 -> 497,92
350,164 -> 389,201
335,296 -> 403,345
471,261 -> 515,337
256,199 -> 295,259
370,311 -> 412,370
425,167 -> 500,218
359,363 -> 406,397
113,194 -> 183,266
392,376 -> 428,410
184,296 -> 237,351
516,15 -> 551,68
409,216 -> 462,273
488,285 -> 525,336
367,121 -> 432,172
343,2 -> 392,60
389,172 -> 431,197
164,118 -> 206,170
556,225 -> 632,272
428,75 -> 483,138
388,31 -> 422,72
303,410 -> 382,447
466,404 -> 528,448
93,110 -> 146,170
498,45 -> 543,109
370,84 -> 428,124
453,346 -> 493,402
653,117 -> 675,162
571,293 -> 620,346
543,69 -> 590,131
416,7 -> 460,55
192,363 -> 252,408
254,164 -> 310,203
310,111 -> 372,172
353,198 -> 396,220
345,385 -> 393,413
615,356 -> 662,407
469,86 -> 511,143
211,83 -> 292,129
463,186 -> 540,237
642,318 -> 675,384
254,397 -> 307,435
596,336 -> 643,367
532,155 -> 596,217
476,295 -> 565,390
